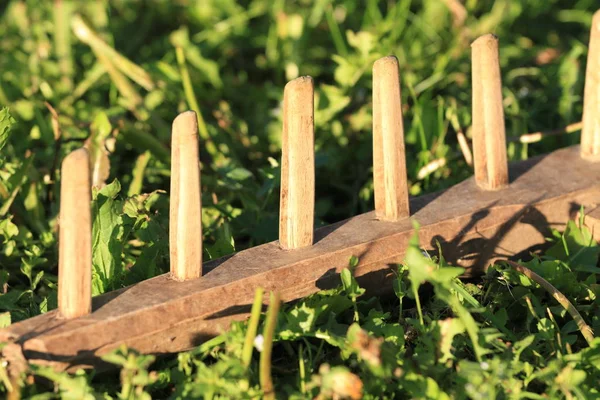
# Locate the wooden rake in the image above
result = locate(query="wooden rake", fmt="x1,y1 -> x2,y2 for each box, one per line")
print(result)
3,17 -> 600,371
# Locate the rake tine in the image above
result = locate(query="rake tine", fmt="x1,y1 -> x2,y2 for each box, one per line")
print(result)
581,10 -> 600,160
170,111 -> 202,281
279,76 -> 315,250
58,148 -> 92,319
372,56 -> 410,221
471,34 -> 509,190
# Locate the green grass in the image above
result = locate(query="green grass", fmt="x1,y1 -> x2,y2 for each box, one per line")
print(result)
0,0 -> 599,398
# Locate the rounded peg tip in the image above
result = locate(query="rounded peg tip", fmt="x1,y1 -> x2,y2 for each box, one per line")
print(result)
471,33 -> 499,48
594,9 -> 600,30
283,76 -> 314,118
374,55 -> 399,68
373,56 -> 399,75
285,76 -> 314,93
172,110 -> 198,136
62,148 -> 89,169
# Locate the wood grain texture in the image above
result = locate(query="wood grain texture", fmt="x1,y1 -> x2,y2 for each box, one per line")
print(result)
58,148 -> 92,319
471,34 -> 509,190
279,76 -> 315,249
581,10 -> 600,160
170,111 -> 202,281
3,145 -> 600,371
373,56 -> 409,221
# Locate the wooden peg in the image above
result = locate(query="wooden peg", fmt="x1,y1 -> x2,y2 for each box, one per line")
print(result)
279,76 -> 315,249
58,148 -> 92,319
170,111 -> 202,281
372,56 -> 410,221
471,34 -> 509,190
581,10 -> 600,160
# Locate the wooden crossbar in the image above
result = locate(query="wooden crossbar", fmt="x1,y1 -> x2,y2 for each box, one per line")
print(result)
2,146 -> 600,370
3,19 -> 600,371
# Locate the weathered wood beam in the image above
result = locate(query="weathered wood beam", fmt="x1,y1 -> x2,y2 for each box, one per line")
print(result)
2,145 -> 600,371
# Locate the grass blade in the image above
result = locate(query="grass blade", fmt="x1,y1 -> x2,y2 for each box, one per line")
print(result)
260,291 -> 281,400
72,15 -> 154,91
242,287 -> 265,368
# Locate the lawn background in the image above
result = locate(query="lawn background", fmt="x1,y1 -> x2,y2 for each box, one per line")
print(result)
1,1 -> 599,398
